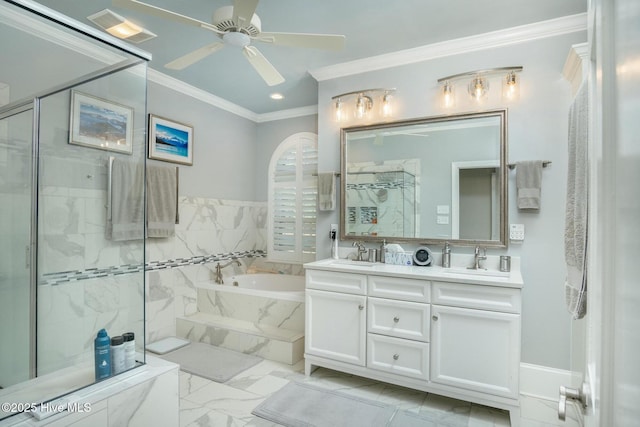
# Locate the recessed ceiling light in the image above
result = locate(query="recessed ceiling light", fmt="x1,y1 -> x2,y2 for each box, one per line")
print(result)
270,93 -> 284,100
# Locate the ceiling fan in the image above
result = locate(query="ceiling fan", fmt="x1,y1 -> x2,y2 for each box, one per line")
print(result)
113,0 -> 346,86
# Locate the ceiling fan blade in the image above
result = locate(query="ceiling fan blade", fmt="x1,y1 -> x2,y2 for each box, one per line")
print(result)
165,42 -> 225,70
256,32 -> 345,50
113,0 -> 222,33
242,46 -> 285,86
232,0 -> 259,29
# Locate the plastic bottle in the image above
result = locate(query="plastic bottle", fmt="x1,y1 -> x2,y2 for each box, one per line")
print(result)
94,329 -> 111,381
110,335 -> 125,375
123,332 -> 136,370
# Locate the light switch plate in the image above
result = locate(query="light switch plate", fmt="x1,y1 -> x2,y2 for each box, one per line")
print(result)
437,215 -> 450,225
437,205 -> 450,215
510,223 -> 525,241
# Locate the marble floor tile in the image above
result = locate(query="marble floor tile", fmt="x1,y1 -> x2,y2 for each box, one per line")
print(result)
175,351 -> 570,427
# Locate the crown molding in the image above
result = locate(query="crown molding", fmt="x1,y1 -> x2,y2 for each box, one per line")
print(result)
147,69 -> 259,121
562,42 -> 589,96
147,69 -> 317,123
310,13 -> 587,82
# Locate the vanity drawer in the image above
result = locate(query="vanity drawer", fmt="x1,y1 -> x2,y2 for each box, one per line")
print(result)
368,275 -> 430,303
368,297 -> 430,342
432,281 -> 521,313
306,269 -> 367,295
367,334 -> 429,380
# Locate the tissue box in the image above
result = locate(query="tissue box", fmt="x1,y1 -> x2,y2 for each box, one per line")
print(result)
385,251 -> 413,266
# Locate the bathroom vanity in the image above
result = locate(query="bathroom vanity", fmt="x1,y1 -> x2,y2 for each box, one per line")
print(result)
304,258 -> 523,426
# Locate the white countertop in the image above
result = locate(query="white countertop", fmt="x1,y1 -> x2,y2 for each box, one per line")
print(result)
304,256 -> 524,288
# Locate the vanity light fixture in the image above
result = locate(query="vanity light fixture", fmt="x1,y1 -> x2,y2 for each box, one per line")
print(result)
88,9 -> 157,43
437,66 -> 522,105
331,88 -> 396,123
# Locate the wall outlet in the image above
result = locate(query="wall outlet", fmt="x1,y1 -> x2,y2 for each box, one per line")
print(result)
510,223 -> 525,241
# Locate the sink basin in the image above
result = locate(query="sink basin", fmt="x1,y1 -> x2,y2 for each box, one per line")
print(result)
330,259 -> 377,267
442,267 -> 510,278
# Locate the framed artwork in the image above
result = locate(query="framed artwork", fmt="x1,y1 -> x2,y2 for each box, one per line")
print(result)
69,91 -> 134,154
147,114 -> 193,165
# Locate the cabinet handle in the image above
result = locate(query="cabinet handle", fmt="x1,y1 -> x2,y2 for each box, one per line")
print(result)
393,316 -> 400,323
358,304 -> 364,310
432,315 -> 439,321
393,354 -> 399,360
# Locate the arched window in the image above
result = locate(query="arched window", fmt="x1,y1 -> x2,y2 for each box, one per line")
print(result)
267,132 -> 318,263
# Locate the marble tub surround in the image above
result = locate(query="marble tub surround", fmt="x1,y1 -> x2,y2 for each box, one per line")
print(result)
176,277 -> 306,365
145,196 -> 304,344
0,356 -> 179,427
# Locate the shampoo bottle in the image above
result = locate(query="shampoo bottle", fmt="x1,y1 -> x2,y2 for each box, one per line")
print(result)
123,332 -> 136,370
111,335 -> 125,375
330,229 -> 339,260
94,329 -> 111,381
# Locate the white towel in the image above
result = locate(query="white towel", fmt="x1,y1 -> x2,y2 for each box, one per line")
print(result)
564,82 -> 589,319
516,160 -> 544,210
146,164 -> 177,238
106,159 -> 145,241
317,172 -> 336,211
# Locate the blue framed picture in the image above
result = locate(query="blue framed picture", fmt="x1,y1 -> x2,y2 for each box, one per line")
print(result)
148,114 -> 194,165
69,91 -> 134,154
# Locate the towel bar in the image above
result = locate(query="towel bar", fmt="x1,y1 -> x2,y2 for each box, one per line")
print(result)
507,161 -> 551,170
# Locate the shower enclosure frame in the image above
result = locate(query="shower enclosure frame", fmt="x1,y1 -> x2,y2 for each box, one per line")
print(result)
1,0 -> 151,416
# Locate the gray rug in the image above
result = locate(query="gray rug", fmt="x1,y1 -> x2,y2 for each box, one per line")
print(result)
252,382 -> 454,427
161,342 -> 262,383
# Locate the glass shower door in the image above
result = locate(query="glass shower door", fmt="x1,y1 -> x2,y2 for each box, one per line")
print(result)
0,105 -> 34,389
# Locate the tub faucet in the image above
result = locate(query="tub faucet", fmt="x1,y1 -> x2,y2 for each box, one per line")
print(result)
469,246 -> 487,270
215,260 -> 241,284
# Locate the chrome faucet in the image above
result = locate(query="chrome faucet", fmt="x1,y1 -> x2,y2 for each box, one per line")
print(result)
352,241 -> 367,261
214,260 -> 241,284
469,246 -> 487,270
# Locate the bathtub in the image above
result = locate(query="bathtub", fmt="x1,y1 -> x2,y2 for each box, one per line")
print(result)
197,273 -> 305,302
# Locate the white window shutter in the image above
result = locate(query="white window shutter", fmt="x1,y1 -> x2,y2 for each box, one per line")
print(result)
268,133 -> 318,263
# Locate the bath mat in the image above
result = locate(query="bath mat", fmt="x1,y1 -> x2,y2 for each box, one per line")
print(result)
146,336 -> 190,355
160,342 -> 262,383
252,381 -> 452,427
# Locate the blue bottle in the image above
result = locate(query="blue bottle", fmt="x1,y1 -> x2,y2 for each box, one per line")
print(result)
94,329 -> 111,381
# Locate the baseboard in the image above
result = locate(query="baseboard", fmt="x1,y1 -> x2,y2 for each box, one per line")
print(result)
520,362 -> 582,401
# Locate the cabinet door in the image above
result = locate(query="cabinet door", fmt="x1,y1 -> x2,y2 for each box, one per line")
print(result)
305,289 -> 366,366
430,305 -> 520,398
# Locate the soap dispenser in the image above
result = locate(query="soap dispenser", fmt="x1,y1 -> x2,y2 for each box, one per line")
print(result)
442,242 -> 451,268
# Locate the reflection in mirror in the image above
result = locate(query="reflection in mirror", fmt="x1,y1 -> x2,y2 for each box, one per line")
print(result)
341,110 -> 507,247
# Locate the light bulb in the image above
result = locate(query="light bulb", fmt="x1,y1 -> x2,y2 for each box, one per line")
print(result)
355,94 -> 371,119
442,81 -> 454,109
335,99 -> 344,122
468,76 -> 488,101
381,93 -> 393,117
502,71 -> 520,101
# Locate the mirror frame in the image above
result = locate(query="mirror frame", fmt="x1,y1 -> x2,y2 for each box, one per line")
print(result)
340,109 -> 508,247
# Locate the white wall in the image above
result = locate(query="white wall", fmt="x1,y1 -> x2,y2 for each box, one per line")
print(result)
317,31 -> 586,370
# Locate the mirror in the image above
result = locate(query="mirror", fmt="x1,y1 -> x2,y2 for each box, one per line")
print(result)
340,109 -> 507,247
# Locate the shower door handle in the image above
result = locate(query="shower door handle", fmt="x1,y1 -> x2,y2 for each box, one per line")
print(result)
25,245 -> 31,268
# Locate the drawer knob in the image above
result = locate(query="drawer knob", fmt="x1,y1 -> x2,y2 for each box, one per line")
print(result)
393,316 -> 400,323
358,304 -> 364,310
393,354 -> 399,360
432,315 -> 439,321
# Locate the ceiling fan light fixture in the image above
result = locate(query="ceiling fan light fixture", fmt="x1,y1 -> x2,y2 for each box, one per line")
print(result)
223,31 -> 251,48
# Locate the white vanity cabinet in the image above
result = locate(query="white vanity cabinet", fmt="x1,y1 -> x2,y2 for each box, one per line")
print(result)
430,281 -> 521,398
304,259 -> 524,426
